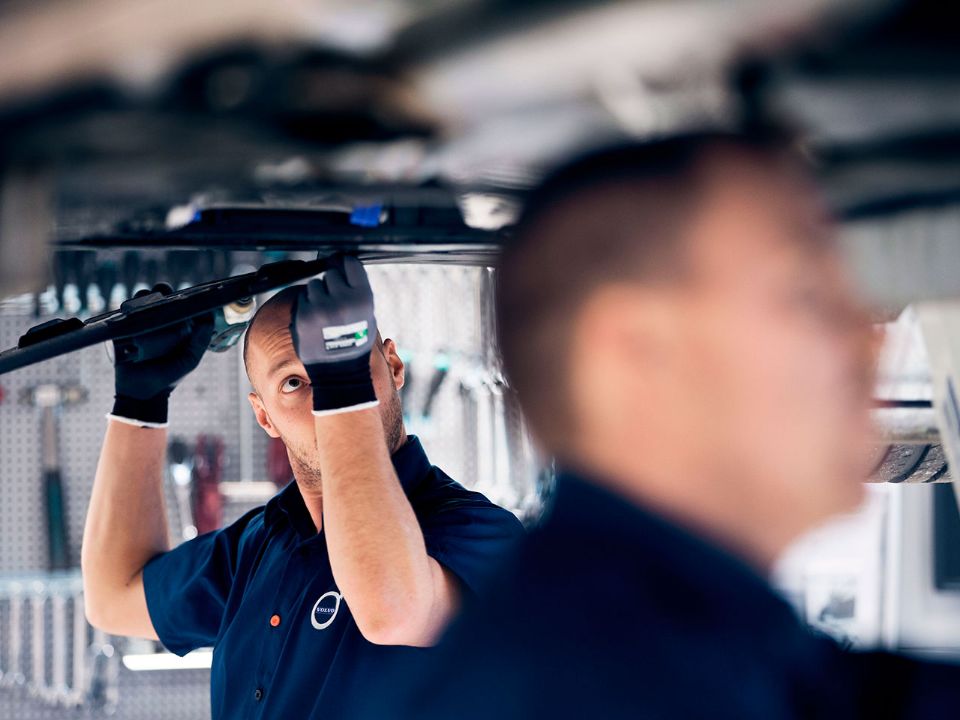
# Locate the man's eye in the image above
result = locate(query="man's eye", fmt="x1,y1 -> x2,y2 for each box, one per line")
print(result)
280,377 -> 307,394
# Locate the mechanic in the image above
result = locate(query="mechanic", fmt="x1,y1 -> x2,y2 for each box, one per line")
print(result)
81,256 -> 524,719
364,135 -> 960,718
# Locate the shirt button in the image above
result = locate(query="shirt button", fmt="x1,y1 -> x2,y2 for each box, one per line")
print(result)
270,614 -> 281,627
254,688 -> 264,702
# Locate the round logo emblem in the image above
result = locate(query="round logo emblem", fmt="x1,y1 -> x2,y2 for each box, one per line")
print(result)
311,591 -> 342,630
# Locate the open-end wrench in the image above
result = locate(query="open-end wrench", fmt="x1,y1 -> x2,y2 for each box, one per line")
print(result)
70,593 -> 87,706
28,586 -> 47,700
51,592 -> 67,704
5,584 -> 25,689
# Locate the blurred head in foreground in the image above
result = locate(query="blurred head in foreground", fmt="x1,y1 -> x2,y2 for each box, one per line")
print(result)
497,133 -> 877,567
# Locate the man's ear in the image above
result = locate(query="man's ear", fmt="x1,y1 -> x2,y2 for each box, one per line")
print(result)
248,392 -> 281,439
381,338 -> 405,391
572,284 -> 679,415
586,284 -> 679,365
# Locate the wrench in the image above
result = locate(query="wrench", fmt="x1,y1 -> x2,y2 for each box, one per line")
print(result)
51,592 -> 67,704
6,584 -> 25,689
71,593 -> 87,706
28,585 -> 47,700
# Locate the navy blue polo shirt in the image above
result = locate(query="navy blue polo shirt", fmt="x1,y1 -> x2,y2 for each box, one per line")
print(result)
142,436 -> 524,719
364,471 -> 960,719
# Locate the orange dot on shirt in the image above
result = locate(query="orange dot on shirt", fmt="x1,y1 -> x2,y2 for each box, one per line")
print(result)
270,614 -> 281,627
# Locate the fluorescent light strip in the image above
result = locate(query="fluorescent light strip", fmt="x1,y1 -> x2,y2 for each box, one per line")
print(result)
121,650 -> 213,672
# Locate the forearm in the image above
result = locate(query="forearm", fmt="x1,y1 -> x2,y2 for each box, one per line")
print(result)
295,257 -> 456,644
81,420 -> 170,628
316,410 -> 441,645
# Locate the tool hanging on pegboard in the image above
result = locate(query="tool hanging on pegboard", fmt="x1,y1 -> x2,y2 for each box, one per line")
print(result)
167,438 -> 198,542
194,435 -> 224,535
19,383 -> 88,570
33,249 -> 257,317
21,248 -> 290,322
0,574 -> 118,712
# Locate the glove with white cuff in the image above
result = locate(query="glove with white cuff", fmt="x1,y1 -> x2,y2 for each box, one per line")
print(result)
290,256 -> 379,416
110,284 -> 214,427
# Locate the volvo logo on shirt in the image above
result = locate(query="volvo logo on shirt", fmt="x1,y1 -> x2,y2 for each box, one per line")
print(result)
311,591 -> 342,630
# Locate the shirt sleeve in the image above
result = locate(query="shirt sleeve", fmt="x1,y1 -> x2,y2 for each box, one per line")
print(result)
414,473 -> 525,596
142,507 -> 263,656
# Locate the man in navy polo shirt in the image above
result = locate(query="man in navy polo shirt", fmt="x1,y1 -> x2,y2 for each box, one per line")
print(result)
81,256 -> 523,719
366,136 -> 960,718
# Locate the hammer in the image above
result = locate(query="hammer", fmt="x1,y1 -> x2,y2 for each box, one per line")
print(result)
20,383 -> 87,570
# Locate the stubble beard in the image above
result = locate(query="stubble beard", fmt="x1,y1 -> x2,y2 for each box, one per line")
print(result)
282,388 -> 406,493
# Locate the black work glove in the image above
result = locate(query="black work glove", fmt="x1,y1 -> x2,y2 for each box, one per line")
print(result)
290,256 -> 379,415
110,284 -> 214,427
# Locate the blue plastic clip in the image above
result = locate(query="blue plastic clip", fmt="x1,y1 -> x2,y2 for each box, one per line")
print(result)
349,204 -> 384,227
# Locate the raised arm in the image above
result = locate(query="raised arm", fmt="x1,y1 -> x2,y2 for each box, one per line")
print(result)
82,421 -> 166,638
81,296 -> 212,638
291,258 -> 460,647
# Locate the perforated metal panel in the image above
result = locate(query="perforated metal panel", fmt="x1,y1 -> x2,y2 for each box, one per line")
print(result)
0,317 -> 245,573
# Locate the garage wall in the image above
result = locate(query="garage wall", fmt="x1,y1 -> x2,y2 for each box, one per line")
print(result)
0,263 -> 541,574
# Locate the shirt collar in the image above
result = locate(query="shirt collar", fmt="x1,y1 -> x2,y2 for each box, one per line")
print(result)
263,435 -> 432,542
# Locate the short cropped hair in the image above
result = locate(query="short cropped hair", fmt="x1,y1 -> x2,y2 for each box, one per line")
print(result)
242,285 -> 302,388
495,132 -> 792,451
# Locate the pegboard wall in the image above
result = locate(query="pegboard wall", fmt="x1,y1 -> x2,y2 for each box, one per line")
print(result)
0,316 -> 244,573
0,264 -> 541,573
